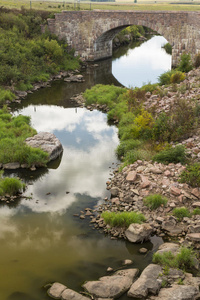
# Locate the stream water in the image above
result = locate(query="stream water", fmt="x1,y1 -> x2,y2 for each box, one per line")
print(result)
1,35 -> 171,300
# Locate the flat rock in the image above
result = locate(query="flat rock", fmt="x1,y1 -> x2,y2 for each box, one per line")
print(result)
61,288 -> 89,300
155,242 -> 179,255
128,264 -> 162,298
3,162 -> 20,169
83,268 -> 139,299
25,132 -> 63,162
47,282 -> 67,298
154,284 -> 199,300
126,171 -> 137,182
192,202 -> 200,208
125,223 -> 153,243
187,233 -> 200,241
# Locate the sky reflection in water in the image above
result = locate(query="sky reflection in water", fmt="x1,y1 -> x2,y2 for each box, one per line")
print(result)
112,36 -> 171,88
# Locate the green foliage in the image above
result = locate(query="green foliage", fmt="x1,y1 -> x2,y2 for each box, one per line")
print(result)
143,194 -> 168,210
123,148 -> 152,165
0,171 -> 25,196
116,139 -> 142,158
84,84 -> 126,109
172,207 -> 191,221
0,88 -> 15,106
153,247 -> 196,271
192,208 -> 200,215
177,52 -> 193,73
0,108 -> 48,166
158,70 -> 185,85
153,145 -> 187,164
179,163 -> 200,187
162,42 -> 172,55
0,9 -> 79,89
101,211 -> 146,228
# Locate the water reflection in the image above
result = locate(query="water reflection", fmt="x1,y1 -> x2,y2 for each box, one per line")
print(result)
112,35 -> 171,88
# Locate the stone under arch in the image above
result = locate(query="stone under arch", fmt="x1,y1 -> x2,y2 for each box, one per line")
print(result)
45,10 -> 200,66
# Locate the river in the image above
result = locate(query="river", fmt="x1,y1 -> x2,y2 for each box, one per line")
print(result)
1,35 -> 171,300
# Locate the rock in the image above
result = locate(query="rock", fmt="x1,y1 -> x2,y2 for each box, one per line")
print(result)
140,175 -> 151,188
192,202 -> 200,208
47,282 -> 67,298
128,264 -> 162,298
25,132 -> 63,162
123,259 -> 133,266
155,242 -> 179,255
154,284 -> 199,300
139,247 -> 148,254
170,186 -> 181,196
3,162 -> 20,169
107,267 -> 113,272
125,223 -> 153,243
83,269 -> 139,299
126,171 -> 137,182
110,187 -> 120,197
15,90 -> 27,98
61,288 -> 89,300
187,233 -> 200,242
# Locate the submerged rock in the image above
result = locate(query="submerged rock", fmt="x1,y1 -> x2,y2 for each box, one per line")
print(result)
25,132 -> 63,162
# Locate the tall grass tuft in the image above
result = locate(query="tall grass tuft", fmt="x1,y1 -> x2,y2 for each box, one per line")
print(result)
101,211 -> 146,228
0,171 -> 25,196
143,194 -> 168,210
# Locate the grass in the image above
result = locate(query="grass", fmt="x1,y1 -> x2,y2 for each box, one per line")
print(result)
153,247 -> 197,271
0,171 -> 25,196
0,107 -> 49,166
0,88 -> 15,106
143,194 -> 168,210
1,0 -> 200,12
101,211 -> 146,228
192,208 -> 200,215
172,207 -> 191,221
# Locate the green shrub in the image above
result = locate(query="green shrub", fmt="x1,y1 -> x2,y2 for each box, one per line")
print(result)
152,145 -> 187,164
123,148 -> 152,165
177,52 -> 193,73
143,194 -> 168,210
179,163 -> 200,187
116,139 -> 142,158
101,211 -> 146,228
162,42 -> 172,55
153,247 -> 196,271
0,172 -> 25,196
172,207 -> 190,221
192,208 -> 200,215
0,88 -> 15,106
158,70 -> 185,85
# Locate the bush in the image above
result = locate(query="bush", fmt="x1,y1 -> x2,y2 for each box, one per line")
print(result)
172,207 -> 190,221
0,88 -> 15,106
158,70 -> 185,85
192,208 -> 200,215
0,172 -> 25,196
153,247 -> 196,271
143,194 -> 168,210
179,163 -> 200,187
152,145 -> 187,164
162,42 -> 172,55
116,139 -> 142,158
101,211 -> 146,228
177,52 -> 193,73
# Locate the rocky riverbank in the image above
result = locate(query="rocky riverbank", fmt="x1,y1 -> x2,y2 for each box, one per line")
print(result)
47,242 -> 200,300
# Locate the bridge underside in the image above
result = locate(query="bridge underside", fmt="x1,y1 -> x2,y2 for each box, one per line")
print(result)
45,10 -> 200,66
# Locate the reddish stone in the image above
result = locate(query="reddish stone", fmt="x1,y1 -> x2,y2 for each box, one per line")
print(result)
126,171 -> 137,182
170,186 -> 181,196
191,188 -> 200,199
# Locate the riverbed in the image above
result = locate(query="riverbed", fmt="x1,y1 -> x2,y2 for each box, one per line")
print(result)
1,35 -> 171,300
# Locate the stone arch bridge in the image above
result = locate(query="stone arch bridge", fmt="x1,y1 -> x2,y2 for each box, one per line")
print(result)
45,10 -> 200,66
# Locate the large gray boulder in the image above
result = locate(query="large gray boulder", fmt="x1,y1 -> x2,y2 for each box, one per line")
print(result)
154,284 -> 200,300
25,132 -> 63,162
125,223 -> 153,243
128,264 -> 162,298
83,269 -> 139,299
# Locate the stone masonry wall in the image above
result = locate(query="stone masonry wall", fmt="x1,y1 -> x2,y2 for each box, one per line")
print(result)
46,10 -> 200,66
